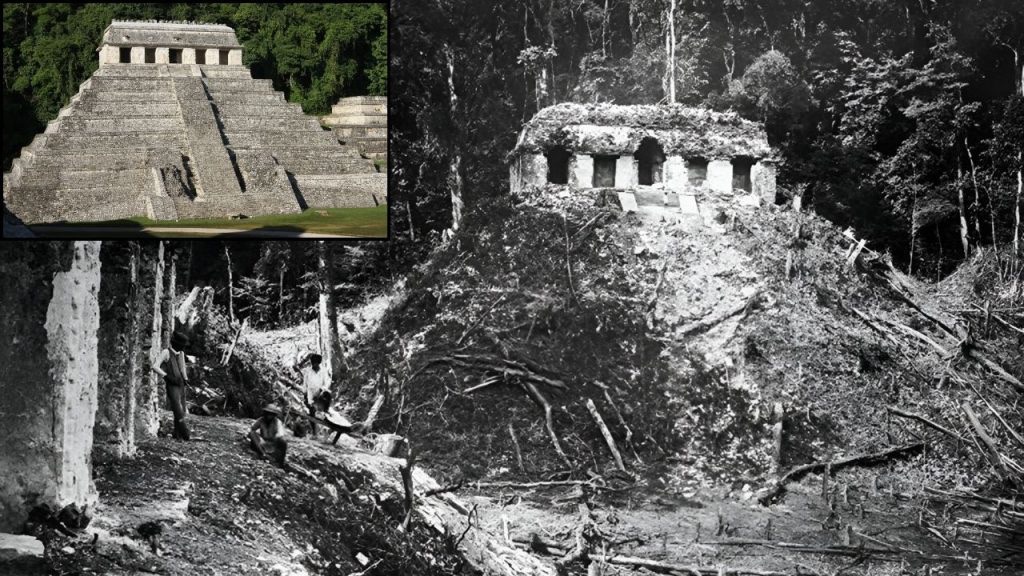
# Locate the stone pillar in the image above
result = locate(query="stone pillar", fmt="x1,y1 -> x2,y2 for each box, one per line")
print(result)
94,243 -> 145,462
571,154 -> 594,188
228,49 -> 243,66
98,45 -> 120,67
183,48 -> 196,65
752,160 -> 778,204
156,47 -> 169,64
614,155 -> 635,189
707,159 -> 734,194
130,47 -> 144,64
663,155 -> 687,191
0,242 -> 102,532
203,49 -> 218,65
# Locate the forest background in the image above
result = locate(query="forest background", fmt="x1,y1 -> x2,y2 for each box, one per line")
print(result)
2,2 -> 388,172
394,0 -> 1024,281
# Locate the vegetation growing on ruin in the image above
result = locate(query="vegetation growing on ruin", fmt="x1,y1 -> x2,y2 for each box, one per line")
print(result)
2,2 -> 387,170
394,0 -> 1024,281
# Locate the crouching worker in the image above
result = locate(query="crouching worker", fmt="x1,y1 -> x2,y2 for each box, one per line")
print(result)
249,404 -> 289,468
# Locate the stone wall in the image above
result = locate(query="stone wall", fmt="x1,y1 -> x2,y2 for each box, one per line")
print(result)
0,242 -> 101,531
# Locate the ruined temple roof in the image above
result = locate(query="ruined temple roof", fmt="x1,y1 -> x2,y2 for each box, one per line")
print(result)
101,20 -> 241,49
513,103 -> 774,160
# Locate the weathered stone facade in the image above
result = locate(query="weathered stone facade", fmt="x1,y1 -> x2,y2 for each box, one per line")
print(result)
321,96 -> 387,161
0,242 -> 102,531
510,103 -> 779,208
2,21 -> 387,228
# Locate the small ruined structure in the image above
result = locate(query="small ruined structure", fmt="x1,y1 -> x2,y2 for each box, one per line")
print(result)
321,95 -> 387,161
3,21 -> 386,227
510,103 -> 777,209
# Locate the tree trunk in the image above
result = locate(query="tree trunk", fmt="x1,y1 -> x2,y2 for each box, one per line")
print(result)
139,242 -> 165,438
278,265 -> 285,324
668,0 -> 677,103
163,252 -> 176,350
963,136 -> 988,246
224,245 -> 235,325
317,241 -> 344,387
125,242 -> 142,450
444,44 -> 464,235
957,164 -> 970,258
1016,151 -> 1022,259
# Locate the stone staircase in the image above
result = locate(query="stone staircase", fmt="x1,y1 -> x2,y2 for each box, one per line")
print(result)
320,95 -> 387,160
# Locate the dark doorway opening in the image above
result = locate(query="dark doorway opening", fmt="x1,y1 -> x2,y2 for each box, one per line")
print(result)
144,48 -> 155,63
119,47 -> 131,63
545,147 -> 570,184
732,156 -> 755,192
220,50 -> 229,65
636,137 -> 665,186
687,158 -> 709,188
196,50 -> 206,65
169,49 -> 182,64
592,155 -> 618,187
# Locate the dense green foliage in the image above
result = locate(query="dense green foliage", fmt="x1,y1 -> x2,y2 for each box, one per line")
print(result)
394,0 -> 1024,279
2,2 -> 387,170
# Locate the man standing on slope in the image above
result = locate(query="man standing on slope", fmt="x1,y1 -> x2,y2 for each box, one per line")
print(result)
152,331 -> 192,440
293,352 -> 332,437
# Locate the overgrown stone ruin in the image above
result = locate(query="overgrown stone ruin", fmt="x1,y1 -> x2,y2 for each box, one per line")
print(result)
510,103 -> 777,212
321,96 -> 387,161
2,21 -> 387,226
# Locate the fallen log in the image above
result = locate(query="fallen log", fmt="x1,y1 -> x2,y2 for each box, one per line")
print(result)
521,381 -> 572,469
886,406 -> 965,443
758,442 -> 925,505
961,402 -> 1013,481
220,317 -> 248,366
585,398 -> 626,472
678,291 -> 760,337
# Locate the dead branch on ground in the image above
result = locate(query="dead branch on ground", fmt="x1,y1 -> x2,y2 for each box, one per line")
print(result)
522,381 -> 572,469
758,442 -> 925,505
678,291 -> 761,337
961,402 -> 1013,482
886,406 -> 965,443
585,398 -> 626,472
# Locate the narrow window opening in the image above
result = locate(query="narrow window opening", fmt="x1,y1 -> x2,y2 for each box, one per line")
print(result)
636,137 -> 665,186
732,156 -> 755,192
144,48 -> 155,63
592,155 -> 618,188
169,49 -> 182,64
687,158 -> 709,188
545,147 -> 570,184
220,50 -> 229,65
196,50 -> 206,65
119,47 -> 131,63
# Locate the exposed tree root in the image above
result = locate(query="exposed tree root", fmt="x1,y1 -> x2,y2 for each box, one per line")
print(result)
521,381 -> 572,469
886,406 -> 965,442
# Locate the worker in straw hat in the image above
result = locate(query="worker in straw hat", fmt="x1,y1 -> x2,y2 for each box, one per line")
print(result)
249,404 -> 289,468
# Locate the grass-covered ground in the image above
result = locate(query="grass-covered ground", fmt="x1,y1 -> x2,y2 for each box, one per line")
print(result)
30,206 -> 388,238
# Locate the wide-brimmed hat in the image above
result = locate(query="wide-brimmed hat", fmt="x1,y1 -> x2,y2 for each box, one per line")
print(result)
308,353 -> 323,363
170,331 -> 190,349
262,404 -> 281,415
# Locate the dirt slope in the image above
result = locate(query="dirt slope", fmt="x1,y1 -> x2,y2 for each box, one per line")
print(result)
336,188 -> 1023,574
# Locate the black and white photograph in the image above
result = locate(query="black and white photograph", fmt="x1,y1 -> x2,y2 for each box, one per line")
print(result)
3,0 -> 1024,575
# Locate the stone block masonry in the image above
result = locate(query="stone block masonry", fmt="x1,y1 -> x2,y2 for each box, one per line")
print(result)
0,242 -> 102,531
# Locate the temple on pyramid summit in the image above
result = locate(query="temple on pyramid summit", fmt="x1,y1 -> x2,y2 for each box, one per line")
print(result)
2,20 -> 387,226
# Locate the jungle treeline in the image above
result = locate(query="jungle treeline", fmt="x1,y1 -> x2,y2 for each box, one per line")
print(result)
2,2 -> 387,171
393,0 -> 1024,280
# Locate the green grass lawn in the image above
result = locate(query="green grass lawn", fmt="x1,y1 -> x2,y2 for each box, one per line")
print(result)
31,206 -> 388,238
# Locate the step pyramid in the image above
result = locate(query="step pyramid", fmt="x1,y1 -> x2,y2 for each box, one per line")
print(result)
321,96 -> 387,160
2,21 -> 387,226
